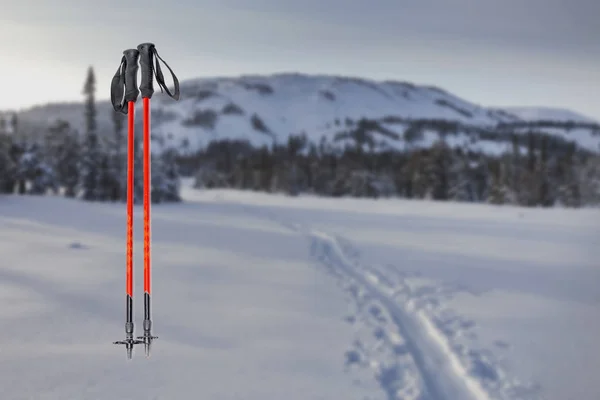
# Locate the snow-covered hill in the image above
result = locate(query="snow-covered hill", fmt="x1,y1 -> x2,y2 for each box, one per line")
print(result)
501,106 -> 598,124
3,73 -> 599,154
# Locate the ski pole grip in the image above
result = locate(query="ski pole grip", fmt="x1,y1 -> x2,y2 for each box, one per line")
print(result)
138,42 -> 155,99
123,49 -> 140,103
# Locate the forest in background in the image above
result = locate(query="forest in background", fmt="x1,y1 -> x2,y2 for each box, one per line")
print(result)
0,67 -> 181,204
1,67 -> 599,208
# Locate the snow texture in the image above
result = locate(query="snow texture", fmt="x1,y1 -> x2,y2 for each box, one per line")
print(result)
501,107 -> 598,124
0,180 -> 598,399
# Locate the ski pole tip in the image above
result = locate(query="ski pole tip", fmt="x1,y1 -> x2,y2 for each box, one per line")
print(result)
137,334 -> 158,358
114,338 -> 143,359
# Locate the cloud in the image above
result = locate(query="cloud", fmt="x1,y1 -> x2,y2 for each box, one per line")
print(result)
0,0 -> 598,119
2,0 -> 598,57
214,0 -> 600,55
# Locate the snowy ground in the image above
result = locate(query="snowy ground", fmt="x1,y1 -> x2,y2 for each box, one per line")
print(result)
0,183 -> 598,400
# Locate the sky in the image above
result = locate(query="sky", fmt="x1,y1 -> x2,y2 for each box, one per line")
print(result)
0,0 -> 598,120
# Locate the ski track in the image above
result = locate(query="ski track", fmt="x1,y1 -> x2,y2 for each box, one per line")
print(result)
311,230 -> 490,400
237,204 -> 541,400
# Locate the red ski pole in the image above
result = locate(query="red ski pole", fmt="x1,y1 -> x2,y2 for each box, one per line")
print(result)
111,48 -> 144,359
136,42 -> 180,357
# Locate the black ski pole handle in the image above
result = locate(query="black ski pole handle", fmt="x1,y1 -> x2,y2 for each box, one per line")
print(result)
137,42 -> 180,101
123,49 -> 140,104
110,48 -> 140,113
138,43 -> 155,99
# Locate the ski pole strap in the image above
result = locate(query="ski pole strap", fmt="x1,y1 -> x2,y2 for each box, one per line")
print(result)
110,49 -> 140,113
137,42 -> 180,100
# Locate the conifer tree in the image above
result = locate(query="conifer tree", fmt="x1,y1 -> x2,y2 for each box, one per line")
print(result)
81,66 -> 102,201
133,124 -> 144,204
0,131 -> 16,194
45,120 -> 81,197
9,114 -> 27,194
20,143 -> 55,195
111,107 -> 126,201
151,135 -> 182,203
448,149 -> 471,202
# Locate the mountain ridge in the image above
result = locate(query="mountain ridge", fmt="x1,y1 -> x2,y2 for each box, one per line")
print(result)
498,106 -> 598,124
1,73 -> 598,154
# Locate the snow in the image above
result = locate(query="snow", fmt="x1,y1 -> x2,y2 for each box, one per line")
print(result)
0,182 -> 599,399
513,126 -> 600,153
154,74 -> 507,149
502,107 -> 599,124
6,74 -> 599,157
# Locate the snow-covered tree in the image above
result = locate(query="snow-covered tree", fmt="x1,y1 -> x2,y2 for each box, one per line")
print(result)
45,120 -> 80,197
0,133 -> 16,193
423,139 -> 452,200
536,135 -> 553,207
448,150 -> 472,202
151,134 -> 182,203
110,107 -> 126,201
579,155 -> 600,206
80,66 -> 102,201
80,133 -> 102,200
19,143 -> 56,195
487,160 -> 512,205
133,125 -> 144,204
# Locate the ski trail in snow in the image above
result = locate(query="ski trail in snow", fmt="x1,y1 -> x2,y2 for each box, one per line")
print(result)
310,230 -> 489,400
226,202 -> 541,400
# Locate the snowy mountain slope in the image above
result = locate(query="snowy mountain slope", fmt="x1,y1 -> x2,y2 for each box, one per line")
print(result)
2,73 -> 599,154
156,73 -> 514,144
501,107 -> 599,124
1,182 -> 599,399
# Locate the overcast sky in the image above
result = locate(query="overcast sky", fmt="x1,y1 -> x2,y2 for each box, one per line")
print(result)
1,0 -> 598,119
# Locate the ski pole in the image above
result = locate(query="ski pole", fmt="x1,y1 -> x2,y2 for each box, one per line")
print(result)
136,42 -> 180,357
111,48 -> 144,359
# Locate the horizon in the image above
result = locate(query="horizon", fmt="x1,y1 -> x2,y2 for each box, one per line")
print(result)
2,71 -> 597,123
1,0 -> 598,120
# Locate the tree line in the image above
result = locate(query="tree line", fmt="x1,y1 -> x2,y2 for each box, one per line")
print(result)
0,67 -> 181,203
186,120 -> 600,208
1,68 -> 599,208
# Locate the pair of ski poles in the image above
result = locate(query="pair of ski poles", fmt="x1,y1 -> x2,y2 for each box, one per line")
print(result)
110,43 -> 180,359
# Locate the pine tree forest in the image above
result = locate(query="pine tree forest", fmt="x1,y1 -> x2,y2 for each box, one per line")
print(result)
0,67 -> 181,204
0,68 -> 599,208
